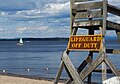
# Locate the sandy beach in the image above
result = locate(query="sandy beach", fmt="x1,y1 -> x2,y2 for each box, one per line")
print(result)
0,75 -> 64,84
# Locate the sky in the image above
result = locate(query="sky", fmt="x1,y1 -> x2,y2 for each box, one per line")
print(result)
0,0 -> 119,38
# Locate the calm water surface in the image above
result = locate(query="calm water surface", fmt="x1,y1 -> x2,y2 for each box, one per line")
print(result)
0,38 -> 119,83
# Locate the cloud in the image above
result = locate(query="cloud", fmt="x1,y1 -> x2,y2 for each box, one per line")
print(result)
15,24 -> 70,38
0,0 -> 36,11
13,2 -> 70,20
16,9 -> 41,16
0,0 -> 119,38
16,27 -> 28,33
0,28 -> 4,31
16,26 -> 49,33
44,2 -> 70,14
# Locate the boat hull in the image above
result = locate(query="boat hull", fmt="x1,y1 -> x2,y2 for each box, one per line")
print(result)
17,43 -> 24,46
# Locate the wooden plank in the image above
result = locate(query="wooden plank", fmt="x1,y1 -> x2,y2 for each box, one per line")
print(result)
101,0 -> 107,81
65,29 -> 78,79
72,27 -> 78,35
102,0 -> 107,36
54,28 -> 78,84
72,20 -> 120,30
70,0 -> 76,10
70,0 -> 78,34
62,52 -> 84,84
80,53 -> 103,80
87,52 -> 93,84
73,20 -> 102,27
94,68 -> 112,73
102,61 -> 107,81
75,10 -> 102,19
105,57 -> 120,76
94,49 -> 120,54
107,49 -> 120,54
77,55 -> 92,73
74,0 -> 88,2
54,61 -> 64,84
66,55 -> 92,84
108,4 -> 120,16
67,28 -> 78,53
75,1 -> 103,11
112,50 -> 120,54
70,0 -> 73,33
88,29 -> 94,84
64,64 -> 73,81
107,21 -> 120,31
70,14 -> 75,35
116,30 -> 120,42
93,69 -> 120,73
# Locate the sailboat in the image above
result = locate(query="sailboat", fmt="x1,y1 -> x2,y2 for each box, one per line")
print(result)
17,38 -> 24,45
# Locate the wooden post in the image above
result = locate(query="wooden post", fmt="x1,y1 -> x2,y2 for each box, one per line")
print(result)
70,0 -> 75,35
54,27 -> 78,84
87,28 -> 94,84
116,30 -> 120,43
66,54 -> 92,84
101,0 -> 107,81
87,52 -> 93,84
105,57 -> 120,76
54,0 -> 120,83
54,61 -> 64,84
80,53 -> 103,80
62,52 -> 84,84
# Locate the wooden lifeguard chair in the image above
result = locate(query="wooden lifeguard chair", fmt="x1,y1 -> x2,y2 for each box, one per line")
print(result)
54,0 -> 120,84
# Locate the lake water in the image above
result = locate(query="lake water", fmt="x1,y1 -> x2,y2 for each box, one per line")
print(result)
0,38 -> 119,83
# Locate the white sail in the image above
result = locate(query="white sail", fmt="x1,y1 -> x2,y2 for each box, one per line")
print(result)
17,38 -> 24,45
19,38 -> 23,44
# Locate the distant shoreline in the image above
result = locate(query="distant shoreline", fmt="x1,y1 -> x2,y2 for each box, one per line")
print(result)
0,36 -> 117,41
0,38 -> 69,41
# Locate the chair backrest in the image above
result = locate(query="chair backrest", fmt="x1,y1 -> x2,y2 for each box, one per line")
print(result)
70,0 -> 108,31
